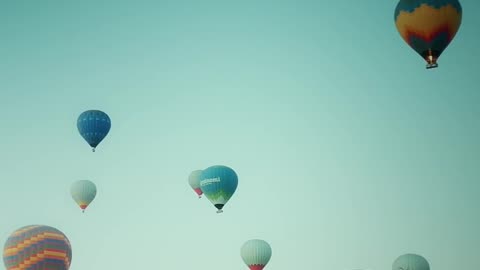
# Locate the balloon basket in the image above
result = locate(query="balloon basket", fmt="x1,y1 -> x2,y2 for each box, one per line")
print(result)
216,209 -> 223,214
426,63 -> 438,69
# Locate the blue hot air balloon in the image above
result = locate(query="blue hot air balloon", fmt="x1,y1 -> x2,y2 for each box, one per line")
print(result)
200,165 -> 238,213
77,110 -> 111,152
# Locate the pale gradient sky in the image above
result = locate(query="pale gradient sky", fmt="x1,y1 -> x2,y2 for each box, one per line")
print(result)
1,1 -> 479,270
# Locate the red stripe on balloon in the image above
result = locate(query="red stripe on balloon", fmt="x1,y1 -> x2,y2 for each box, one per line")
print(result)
249,265 -> 266,270
404,24 -> 452,44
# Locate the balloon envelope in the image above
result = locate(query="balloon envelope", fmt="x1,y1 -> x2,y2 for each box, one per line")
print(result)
200,165 -> 238,213
188,170 -> 203,198
241,239 -> 272,270
393,254 -> 429,270
71,180 -> 97,212
77,110 -> 111,152
394,0 -> 462,69
3,225 -> 72,270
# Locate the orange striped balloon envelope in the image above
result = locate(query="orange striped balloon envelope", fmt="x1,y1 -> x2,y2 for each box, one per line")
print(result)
394,0 -> 462,69
3,225 -> 72,270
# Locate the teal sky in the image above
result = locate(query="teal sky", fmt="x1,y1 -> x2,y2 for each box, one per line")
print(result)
1,1 -> 479,269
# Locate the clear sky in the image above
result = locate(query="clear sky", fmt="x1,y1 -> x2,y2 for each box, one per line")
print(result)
1,1 -> 479,270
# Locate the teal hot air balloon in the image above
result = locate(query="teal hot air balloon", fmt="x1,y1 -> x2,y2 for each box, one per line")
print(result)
70,180 -> 97,213
188,170 -> 203,198
77,110 -> 111,152
200,165 -> 238,213
241,239 -> 272,270
393,254 -> 430,270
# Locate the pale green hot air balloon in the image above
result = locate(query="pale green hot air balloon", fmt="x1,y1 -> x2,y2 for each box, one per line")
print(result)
188,170 -> 203,198
241,239 -> 272,270
393,254 -> 429,270
70,180 -> 97,213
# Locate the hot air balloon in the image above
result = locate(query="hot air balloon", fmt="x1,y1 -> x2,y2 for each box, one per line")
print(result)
200,165 -> 238,213
71,180 -> 97,213
393,253 -> 430,270
3,225 -> 72,270
188,170 -> 203,198
241,239 -> 272,270
394,0 -> 462,69
77,110 -> 111,152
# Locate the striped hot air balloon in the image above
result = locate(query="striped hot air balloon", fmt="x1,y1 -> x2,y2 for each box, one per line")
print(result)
200,165 -> 238,213
188,170 -> 203,198
393,254 -> 430,270
394,0 -> 462,69
3,225 -> 72,270
77,110 -> 111,152
70,180 -> 97,213
241,239 -> 272,270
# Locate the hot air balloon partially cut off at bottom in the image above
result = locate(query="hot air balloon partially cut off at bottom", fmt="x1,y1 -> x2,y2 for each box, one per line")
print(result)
241,239 -> 272,270
393,253 -> 430,270
3,225 -> 72,270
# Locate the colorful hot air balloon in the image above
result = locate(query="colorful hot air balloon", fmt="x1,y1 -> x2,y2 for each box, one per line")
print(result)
241,239 -> 272,270
77,110 -> 111,152
393,254 -> 430,270
394,0 -> 462,69
188,170 -> 203,198
200,165 -> 238,213
71,180 -> 97,213
3,225 -> 72,270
